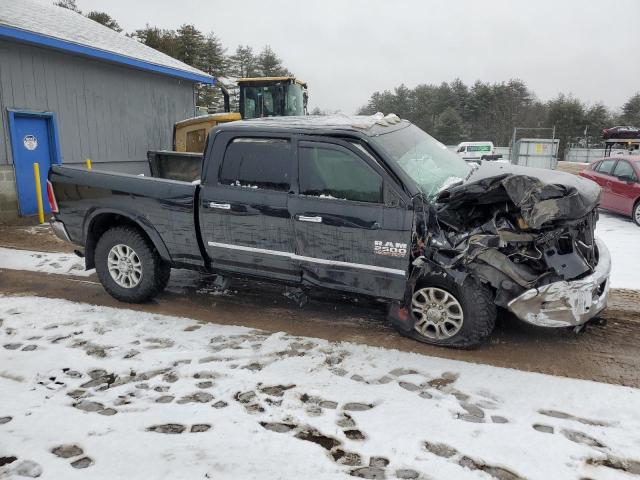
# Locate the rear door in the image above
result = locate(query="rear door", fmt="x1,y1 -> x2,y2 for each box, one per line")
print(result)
289,139 -> 412,300
199,134 -> 298,281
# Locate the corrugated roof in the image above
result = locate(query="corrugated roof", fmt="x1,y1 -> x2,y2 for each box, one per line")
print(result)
0,0 -> 214,84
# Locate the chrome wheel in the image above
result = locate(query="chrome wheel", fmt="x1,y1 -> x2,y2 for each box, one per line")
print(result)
412,287 -> 464,340
107,244 -> 142,288
634,203 -> 640,225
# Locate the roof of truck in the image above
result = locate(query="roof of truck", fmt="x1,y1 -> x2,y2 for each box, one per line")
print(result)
217,114 -> 409,136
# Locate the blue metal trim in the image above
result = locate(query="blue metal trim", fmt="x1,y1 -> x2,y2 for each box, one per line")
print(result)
0,25 -> 215,85
7,109 -> 62,165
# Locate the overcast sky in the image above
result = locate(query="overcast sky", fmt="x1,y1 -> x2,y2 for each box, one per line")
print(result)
74,0 -> 640,114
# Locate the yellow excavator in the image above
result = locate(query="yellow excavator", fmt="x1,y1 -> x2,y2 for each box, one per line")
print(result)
173,77 -> 308,152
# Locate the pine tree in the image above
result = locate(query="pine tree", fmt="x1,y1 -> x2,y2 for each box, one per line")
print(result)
434,107 -> 465,145
257,46 -> 289,77
54,0 -> 80,12
86,11 -> 122,32
229,45 -> 258,78
201,33 -> 227,77
583,103 -> 611,145
131,25 -> 178,58
175,24 -> 205,70
621,93 -> 640,126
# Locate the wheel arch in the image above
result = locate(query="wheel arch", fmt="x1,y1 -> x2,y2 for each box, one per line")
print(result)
83,209 -> 171,270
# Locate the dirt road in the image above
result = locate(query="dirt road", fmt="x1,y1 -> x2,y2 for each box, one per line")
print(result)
2,267 -> 639,388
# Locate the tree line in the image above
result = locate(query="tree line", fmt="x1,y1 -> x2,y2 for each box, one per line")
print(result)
54,0 -> 292,109
358,80 -> 640,152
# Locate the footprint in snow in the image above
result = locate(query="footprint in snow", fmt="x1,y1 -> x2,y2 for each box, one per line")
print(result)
146,423 -> 212,434
50,445 -> 94,470
538,408 -> 609,427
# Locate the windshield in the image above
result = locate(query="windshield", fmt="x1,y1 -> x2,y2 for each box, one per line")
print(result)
242,85 -> 284,119
374,124 -> 471,198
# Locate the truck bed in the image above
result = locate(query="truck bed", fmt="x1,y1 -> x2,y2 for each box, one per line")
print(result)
49,165 -> 205,269
147,150 -> 203,183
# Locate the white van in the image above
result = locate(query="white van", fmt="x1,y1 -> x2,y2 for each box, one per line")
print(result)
455,141 -> 498,163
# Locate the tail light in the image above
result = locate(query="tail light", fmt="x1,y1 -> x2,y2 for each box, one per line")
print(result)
46,180 -> 59,214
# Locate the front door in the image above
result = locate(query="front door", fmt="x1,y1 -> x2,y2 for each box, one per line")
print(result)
590,158 -> 617,210
8,112 -> 59,215
289,139 -> 411,300
199,135 -> 299,281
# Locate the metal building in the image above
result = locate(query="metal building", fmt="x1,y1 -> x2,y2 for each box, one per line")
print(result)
0,0 -> 214,220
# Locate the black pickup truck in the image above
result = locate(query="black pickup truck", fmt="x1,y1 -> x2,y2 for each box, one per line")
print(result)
48,114 -> 611,348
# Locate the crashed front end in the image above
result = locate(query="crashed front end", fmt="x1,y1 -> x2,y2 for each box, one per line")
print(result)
411,164 -> 611,328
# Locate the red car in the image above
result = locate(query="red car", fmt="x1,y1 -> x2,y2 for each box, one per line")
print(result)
602,126 -> 640,140
579,156 -> 640,225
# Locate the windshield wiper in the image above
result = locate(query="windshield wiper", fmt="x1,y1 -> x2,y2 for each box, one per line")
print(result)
464,162 -> 479,181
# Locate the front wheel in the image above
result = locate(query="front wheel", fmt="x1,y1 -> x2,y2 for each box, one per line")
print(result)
403,275 -> 496,348
633,201 -> 640,227
95,226 -> 166,303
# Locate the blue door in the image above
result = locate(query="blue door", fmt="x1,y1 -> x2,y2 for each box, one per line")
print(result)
9,112 -> 59,216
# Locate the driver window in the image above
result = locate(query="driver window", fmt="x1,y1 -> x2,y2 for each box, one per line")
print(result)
299,145 -> 382,203
596,159 -> 616,175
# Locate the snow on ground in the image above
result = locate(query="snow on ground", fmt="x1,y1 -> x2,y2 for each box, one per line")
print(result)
596,212 -> 639,289
1,296 -> 639,480
0,247 -> 90,277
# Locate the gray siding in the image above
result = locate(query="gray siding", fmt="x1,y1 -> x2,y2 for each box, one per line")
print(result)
0,39 -> 196,173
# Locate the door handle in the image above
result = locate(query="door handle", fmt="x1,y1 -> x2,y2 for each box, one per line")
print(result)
296,215 -> 322,223
207,202 -> 231,210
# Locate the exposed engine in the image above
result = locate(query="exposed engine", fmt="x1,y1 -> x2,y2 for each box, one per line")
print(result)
410,163 -> 602,309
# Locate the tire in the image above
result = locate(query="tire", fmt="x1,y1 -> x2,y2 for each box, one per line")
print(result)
633,201 -> 640,227
94,226 -> 166,303
402,274 -> 496,348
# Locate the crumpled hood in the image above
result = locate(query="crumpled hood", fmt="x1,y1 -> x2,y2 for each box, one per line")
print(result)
437,162 -> 601,229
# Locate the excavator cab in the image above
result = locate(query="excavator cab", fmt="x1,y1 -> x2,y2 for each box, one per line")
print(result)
173,77 -> 308,152
238,77 -> 308,119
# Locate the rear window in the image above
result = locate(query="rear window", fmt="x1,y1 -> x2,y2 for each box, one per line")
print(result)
220,138 -> 291,191
613,160 -> 637,180
596,159 -> 616,175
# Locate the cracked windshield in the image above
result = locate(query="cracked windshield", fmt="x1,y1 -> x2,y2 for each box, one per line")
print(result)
376,124 -> 471,197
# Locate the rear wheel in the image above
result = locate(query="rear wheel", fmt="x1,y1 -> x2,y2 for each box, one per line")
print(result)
633,201 -> 640,226
403,275 -> 496,348
95,226 -> 166,303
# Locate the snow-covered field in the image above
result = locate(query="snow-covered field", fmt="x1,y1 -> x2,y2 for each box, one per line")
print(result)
1,209 -> 638,290
596,212 -> 638,290
1,296 -> 639,479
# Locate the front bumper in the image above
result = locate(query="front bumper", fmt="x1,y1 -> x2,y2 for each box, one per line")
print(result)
507,238 -> 611,328
50,218 -> 72,243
